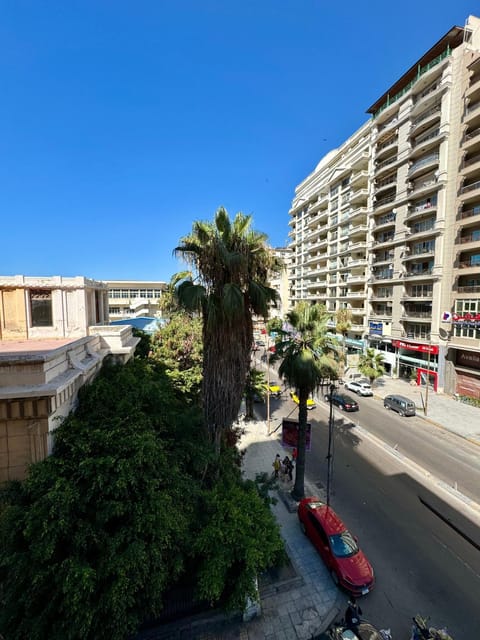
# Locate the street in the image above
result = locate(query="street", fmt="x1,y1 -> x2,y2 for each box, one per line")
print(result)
259,386 -> 480,638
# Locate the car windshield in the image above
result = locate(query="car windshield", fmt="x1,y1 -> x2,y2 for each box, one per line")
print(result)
329,531 -> 359,557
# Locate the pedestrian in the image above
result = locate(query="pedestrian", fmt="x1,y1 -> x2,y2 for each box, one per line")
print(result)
283,455 -> 293,482
272,454 -> 281,478
345,597 -> 362,629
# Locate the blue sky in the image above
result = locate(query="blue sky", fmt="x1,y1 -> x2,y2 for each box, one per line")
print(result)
1,1 -> 477,282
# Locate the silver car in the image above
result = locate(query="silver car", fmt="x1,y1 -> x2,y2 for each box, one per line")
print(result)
344,380 -> 373,396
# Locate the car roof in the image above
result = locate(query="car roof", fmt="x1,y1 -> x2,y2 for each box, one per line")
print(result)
386,394 -> 414,403
304,500 -> 346,535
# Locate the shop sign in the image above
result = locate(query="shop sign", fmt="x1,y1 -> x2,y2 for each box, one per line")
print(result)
452,313 -> 480,327
369,321 -> 383,337
456,350 -> 480,371
282,419 -> 311,450
392,340 -> 439,355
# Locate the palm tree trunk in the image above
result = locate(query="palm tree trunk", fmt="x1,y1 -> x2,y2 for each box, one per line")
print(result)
291,388 -> 308,500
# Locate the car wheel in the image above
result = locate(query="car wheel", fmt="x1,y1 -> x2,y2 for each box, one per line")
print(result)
399,411 -> 404,417
384,403 -> 389,409
330,570 -> 339,586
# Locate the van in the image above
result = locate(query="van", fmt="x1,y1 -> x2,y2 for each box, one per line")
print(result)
383,394 -> 416,417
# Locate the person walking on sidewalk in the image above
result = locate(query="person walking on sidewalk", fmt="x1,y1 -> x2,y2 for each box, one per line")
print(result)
272,454 -> 281,478
283,455 -> 293,482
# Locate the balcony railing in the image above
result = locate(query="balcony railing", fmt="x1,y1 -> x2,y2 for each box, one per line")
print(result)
402,310 -> 432,318
405,268 -> 434,277
412,128 -> 440,148
374,193 -> 396,209
457,233 -> 480,244
413,80 -> 441,104
376,174 -> 397,189
377,136 -> 398,152
458,206 -> 480,220
459,260 -> 480,268
376,155 -> 397,172
408,153 -> 439,175
464,152 -> 480,168
460,180 -> 480,195
465,126 -> 480,143
457,284 -> 480,292
411,103 -> 441,129
466,101 -> 480,115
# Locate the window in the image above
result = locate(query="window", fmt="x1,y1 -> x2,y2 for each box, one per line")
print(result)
329,531 -> 359,558
308,513 -> 329,545
30,289 -> 53,327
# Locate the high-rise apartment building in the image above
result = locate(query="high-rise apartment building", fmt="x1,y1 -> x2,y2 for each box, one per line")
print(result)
289,15 -> 480,397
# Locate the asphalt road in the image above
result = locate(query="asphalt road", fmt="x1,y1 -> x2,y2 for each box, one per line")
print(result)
263,389 -> 480,639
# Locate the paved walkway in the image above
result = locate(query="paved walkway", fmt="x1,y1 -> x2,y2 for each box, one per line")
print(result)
140,376 -> 479,639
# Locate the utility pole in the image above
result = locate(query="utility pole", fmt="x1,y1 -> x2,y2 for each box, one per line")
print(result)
424,339 -> 431,416
326,383 -> 336,506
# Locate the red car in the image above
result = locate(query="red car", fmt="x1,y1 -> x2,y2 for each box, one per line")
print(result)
297,497 -> 375,597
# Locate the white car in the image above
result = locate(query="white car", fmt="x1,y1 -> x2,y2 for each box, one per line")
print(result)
344,380 -> 373,396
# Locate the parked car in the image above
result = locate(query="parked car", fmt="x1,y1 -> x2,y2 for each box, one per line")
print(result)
290,390 -> 316,410
383,394 -> 416,416
297,497 -> 375,597
344,380 -> 373,396
269,384 -> 282,398
324,392 -> 359,412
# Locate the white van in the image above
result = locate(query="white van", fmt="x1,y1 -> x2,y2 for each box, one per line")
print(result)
384,394 -> 416,417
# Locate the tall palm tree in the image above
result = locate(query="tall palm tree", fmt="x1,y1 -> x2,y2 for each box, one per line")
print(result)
275,302 -> 339,500
335,308 -> 352,379
174,207 -> 280,453
358,348 -> 385,384
159,271 -> 191,318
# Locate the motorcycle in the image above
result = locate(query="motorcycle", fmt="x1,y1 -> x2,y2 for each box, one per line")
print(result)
326,600 -> 392,640
411,614 -> 454,640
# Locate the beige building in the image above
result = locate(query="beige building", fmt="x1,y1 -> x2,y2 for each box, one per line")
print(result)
106,280 -> 166,320
0,275 -> 139,481
289,15 -> 480,396
269,247 -> 292,319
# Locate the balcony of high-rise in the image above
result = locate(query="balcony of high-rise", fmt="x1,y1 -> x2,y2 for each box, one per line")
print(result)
456,249 -> 480,271
403,259 -> 436,279
407,152 -> 440,180
374,189 -> 396,212
406,195 -> 438,221
409,124 -> 445,160
372,209 -> 396,231
409,101 -> 442,138
402,323 -> 431,341
401,240 -> 436,267
375,132 -> 398,162
370,303 -> 393,319
459,177 -> 480,205
401,283 -> 433,300
407,171 -> 438,201
455,275 -> 480,293
405,214 -> 441,240
401,302 -> 432,320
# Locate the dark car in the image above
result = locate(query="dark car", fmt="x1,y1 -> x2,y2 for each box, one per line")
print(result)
324,392 -> 359,412
297,497 -> 375,597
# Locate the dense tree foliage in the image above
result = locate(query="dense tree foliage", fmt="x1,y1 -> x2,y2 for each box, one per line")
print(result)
0,359 -> 284,640
358,347 -> 385,384
150,312 -> 203,400
174,207 -> 280,452
244,367 -> 267,420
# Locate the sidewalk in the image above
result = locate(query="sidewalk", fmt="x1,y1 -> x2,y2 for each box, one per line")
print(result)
368,377 -> 480,446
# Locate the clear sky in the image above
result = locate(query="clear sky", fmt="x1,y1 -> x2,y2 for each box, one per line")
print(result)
1,1 -> 477,282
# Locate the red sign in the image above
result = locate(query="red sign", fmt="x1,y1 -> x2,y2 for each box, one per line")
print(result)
392,340 -> 439,355
281,419 -> 312,451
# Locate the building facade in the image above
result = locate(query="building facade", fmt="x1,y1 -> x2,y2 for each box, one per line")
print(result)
106,280 -> 166,320
0,275 -> 139,481
289,15 -> 480,397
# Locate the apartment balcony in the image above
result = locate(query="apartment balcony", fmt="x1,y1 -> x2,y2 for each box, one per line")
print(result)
346,274 -> 367,284
457,204 -> 480,223
373,192 -> 396,212
401,247 -> 435,262
306,278 -> 328,289
409,127 -> 445,159
412,79 -> 444,110
464,99 -> 480,125
466,72 -> 480,99
370,311 -> 393,320
403,268 -> 437,280
373,234 -> 395,249
406,199 -> 437,221
456,276 -> 480,293
462,150 -> 480,176
349,188 -> 369,205
372,210 -> 396,230
408,153 -> 439,179
410,103 -> 441,136
375,154 -> 399,177
375,136 -> 398,162
401,310 -> 432,320
350,170 -> 368,188
402,330 -> 432,341
401,291 -> 433,301
463,125 -> 480,150
457,256 -> 480,271
347,257 -> 368,268
371,253 -> 393,265
348,206 -> 369,223
459,179 -> 480,203
351,150 -> 370,170
407,178 -> 438,201
376,115 -> 399,137
406,221 -> 443,240
455,230 -> 480,246
348,230 -> 368,243
374,174 -> 397,197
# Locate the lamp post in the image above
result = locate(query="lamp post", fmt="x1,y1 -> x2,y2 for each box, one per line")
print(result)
326,383 -> 336,506
266,333 -> 271,435
424,339 -> 431,416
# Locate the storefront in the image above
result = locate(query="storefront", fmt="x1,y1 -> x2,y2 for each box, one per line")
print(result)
392,339 -> 439,391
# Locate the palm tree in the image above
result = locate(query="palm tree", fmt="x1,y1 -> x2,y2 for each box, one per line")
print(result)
275,302 -> 339,500
244,367 -> 267,420
174,207 -> 280,453
159,271 -> 191,318
358,348 -> 385,385
335,308 -> 352,379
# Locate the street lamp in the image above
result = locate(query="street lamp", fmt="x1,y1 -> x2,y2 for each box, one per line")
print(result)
326,383 -> 336,506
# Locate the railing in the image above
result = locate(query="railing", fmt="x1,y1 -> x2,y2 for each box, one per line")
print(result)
405,268 -> 433,276
463,152 -> 480,168
459,260 -> 480,268
414,81 -> 440,104
373,48 -> 451,118
402,310 -> 432,318
374,193 -> 396,209
459,206 -> 480,219
377,135 -> 398,151
376,155 -> 397,171
377,117 -> 398,133
458,233 -> 480,244
465,126 -> 480,142
408,153 -> 439,175
412,128 -> 440,148
411,103 -> 441,129
457,284 -> 480,292
460,180 -> 480,195
466,101 -> 480,115
376,174 -> 397,189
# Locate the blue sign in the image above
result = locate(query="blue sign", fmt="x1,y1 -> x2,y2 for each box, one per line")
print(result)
369,321 -> 383,337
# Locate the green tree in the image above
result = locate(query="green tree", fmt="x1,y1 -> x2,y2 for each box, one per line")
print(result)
244,367 -> 267,420
150,312 -> 203,400
275,302 -> 339,500
174,207 -> 280,453
358,347 -> 385,384
132,328 -> 151,359
159,271 -> 191,318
